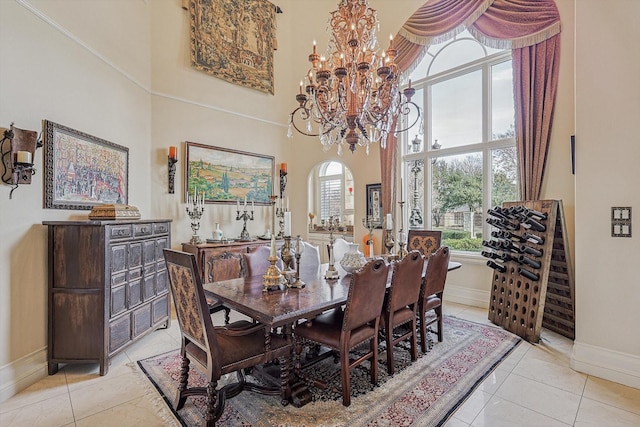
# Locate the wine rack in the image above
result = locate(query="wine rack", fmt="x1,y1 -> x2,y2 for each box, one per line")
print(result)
484,200 -> 575,343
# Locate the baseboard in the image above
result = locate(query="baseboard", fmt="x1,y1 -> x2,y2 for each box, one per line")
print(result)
0,347 -> 48,404
571,341 -> 640,390
444,284 -> 490,309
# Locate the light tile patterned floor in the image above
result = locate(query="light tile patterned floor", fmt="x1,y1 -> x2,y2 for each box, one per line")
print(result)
1,302 -> 639,427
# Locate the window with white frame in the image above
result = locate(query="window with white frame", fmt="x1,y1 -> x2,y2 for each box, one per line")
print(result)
316,161 -> 354,226
402,29 -> 519,253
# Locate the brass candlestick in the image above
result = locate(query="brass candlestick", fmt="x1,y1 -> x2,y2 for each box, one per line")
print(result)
263,237 -> 283,292
280,235 -> 294,272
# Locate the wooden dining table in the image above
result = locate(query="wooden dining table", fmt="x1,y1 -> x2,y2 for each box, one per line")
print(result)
202,260 -> 461,406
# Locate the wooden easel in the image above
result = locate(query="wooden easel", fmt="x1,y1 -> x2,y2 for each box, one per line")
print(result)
486,200 -> 575,343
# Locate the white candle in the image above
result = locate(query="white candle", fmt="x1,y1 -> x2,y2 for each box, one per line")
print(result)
386,213 -> 393,230
237,199 -> 240,211
284,211 -> 292,236
270,235 -> 276,257
244,196 -> 247,208
16,151 -> 32,164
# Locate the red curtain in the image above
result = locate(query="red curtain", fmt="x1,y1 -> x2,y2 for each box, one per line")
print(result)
383,0 -> 561,211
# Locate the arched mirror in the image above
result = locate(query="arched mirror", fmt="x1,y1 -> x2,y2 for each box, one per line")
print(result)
307,161 -> 354,260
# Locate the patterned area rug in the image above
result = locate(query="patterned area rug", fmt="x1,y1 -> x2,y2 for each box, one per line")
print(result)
137,316 -> 520,427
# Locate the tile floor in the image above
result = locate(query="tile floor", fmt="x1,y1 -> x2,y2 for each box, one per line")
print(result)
1,302 -> 639,426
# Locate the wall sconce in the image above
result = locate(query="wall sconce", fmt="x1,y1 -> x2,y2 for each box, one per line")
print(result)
279,162 -> 287,198
168,146 -> 178,194
1,122 -> 41,199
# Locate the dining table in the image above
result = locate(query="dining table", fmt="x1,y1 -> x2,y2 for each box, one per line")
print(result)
201,259 -> 461,407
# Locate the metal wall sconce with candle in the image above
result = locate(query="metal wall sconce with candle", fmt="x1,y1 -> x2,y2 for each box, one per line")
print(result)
168,146 -> 178,194
1,123 -> 41,199
279,162 -> 287,198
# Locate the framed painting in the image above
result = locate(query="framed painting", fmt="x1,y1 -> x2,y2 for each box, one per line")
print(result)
185,142 -> 274,205
189,0 -> 277,94
43,120 -> 129,210
366,183 -> 383,229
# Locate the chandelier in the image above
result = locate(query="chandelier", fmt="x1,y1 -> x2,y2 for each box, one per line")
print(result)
287,0 -> 420,155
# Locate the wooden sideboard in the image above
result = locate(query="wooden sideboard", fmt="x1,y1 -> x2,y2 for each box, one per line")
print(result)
181,240 -> 272,283
43,219 -> 172,375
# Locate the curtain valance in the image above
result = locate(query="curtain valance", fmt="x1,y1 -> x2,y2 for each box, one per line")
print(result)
396,0 -> 561,73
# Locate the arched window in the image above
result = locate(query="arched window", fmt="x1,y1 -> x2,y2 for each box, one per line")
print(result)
402,29 -> 519,253
308,161 -> 354,226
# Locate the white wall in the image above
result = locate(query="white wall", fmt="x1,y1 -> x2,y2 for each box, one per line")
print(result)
0,0 -> 152,401
572,0 -> 640,389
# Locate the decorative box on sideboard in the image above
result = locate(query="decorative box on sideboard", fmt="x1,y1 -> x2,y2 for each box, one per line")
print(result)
43,219 -> 172,375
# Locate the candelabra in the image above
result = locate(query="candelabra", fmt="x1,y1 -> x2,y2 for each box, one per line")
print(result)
397,200 -> 408,258
236,206 -> 254,241
186,192 -> 204,244
324,216 -> 340,280
280,236 -> 295,272
276,206 -> 285,238
290,235 -> 306,288
362,216 -> 379,258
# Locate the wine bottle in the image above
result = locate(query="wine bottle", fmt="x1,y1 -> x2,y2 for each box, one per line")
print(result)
491,230 -> 503,239
487,208 -> 511,221
500,230 -> 527,243
486,217 -> 519,231
481,250 -> 500,260
487,260 -> 507,273
498,252 -> 520,263
518,267 -> 539,281
519,216 -> 546,232
520,245 -> 543,257
518,254 -> 541,269
521,208 -> 548,221
522,232 -> 544,245
482,240 -> 502,250
500,239 -> 521,253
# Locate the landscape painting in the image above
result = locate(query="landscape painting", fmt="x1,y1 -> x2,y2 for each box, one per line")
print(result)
185,142 -> 274,205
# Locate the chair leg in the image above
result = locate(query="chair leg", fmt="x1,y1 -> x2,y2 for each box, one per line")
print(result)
410,317 -> 418,361
371,333 -> 379,385
175,355 -> 190,410
436,305 -> 443,342
204,380 -> 218,427
340,347 -> 351,407
419,309 -> 428,353
224,307 -> 230,325
385,315 -> 395,375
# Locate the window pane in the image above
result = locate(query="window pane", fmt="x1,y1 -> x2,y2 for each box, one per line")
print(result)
320,179 -> 341,220
432,153 -> 484,252
491,147 -> 519,207
491,60 -> 515,139
431,70 -> 482,148
322,161 -> 342,176
407,160 -> 425,229
430,39 -> 485,75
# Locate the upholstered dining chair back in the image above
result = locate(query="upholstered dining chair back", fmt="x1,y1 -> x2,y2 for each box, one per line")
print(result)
382,250 -> 425,374
298,240 -> 321,276
206,250 -> 247,282
245,245 -> 283,277
343,258 -> 390,331
407,229 -> 442,260
163,249 -> 292,426
419,246 -> 451,350
332,237 -> 351,265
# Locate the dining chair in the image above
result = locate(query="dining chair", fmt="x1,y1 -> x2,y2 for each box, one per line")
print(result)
297,240 -> 321,277
245,245 -> 283,276
381,250 -> 425,375
205,251 -> 247,324
332,237 -> 351,265
163,249 -> 292,426
294,258 -> 390,406
407,229 -> 442,260
418,246 -> 451,352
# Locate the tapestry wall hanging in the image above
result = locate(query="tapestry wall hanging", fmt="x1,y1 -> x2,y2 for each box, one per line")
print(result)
189,0 -> 276,94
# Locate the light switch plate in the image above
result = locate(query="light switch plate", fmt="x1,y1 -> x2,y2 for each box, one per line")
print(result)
611,207 -> 632,237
